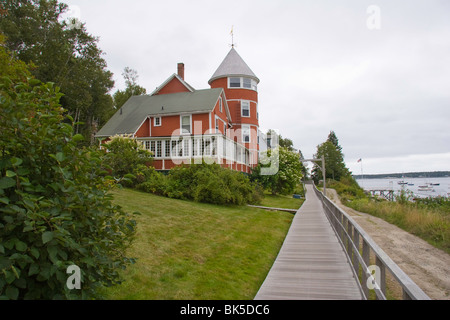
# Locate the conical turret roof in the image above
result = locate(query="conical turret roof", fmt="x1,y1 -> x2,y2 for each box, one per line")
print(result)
209,48 -> 259,84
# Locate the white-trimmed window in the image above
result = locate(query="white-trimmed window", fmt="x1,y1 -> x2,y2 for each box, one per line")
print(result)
181,115 -> 191,134
183,139 -> 190,157
150,141 -> 156,156
251,79 -> 257,91
171,140 -> 177,157
242,125 -> 251,143
243,78 -> 251,89
229,77 -> 241,88
193,138 -> 200,156
154,117 -> 161,127
241,101 -> 250,117
219,97 -> 223,113
165,140 -> 171,157
228,77 -> 257,91
156,141 -> 162,158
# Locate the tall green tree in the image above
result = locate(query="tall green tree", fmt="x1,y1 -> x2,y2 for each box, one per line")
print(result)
312,131 -> 350,183
327,130 -> 342,152
0,0 -> 115,144
112,67 -> 147,110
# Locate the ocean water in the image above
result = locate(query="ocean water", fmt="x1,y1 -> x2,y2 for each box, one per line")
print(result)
355,177 -> 450,199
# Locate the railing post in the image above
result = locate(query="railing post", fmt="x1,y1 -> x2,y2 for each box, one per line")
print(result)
376,256 -> 386,298
362,240 -> 370,299
347,223 -> 353,263
353,230 -> 360,276
342,216 -> 348,248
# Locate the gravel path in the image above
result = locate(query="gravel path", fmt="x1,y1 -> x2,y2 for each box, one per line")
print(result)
326,189 -> 450,300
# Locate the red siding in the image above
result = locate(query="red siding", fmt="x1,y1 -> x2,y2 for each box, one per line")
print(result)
140,113 -> 212,137
150,115 -> 180,137
135,118 -> 150,137
209,78 -> 259,127
155,77 -> 191,95
209,78 -> 258,101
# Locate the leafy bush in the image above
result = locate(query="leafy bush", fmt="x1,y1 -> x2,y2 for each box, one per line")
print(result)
102,135 -> 153,178
0,76 -> 137,299
251,147 -> 304,195
328,177 -> 366,202
135,166 -> 167,196
135,163 -> 263,206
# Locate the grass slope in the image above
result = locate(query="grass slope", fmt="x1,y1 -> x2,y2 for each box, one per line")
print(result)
102,188 -> 295,300
259,191 -> 304,210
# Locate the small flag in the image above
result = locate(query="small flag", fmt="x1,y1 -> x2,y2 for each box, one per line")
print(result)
230,26 -> 234,35
357,158 -> 362,163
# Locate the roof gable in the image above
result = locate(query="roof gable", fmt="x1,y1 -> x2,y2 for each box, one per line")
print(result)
150,73 -> 195,96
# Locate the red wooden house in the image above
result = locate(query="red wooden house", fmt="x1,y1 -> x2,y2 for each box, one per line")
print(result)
96,48 -> 261,173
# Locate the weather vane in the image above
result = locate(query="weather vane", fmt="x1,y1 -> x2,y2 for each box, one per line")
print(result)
230,26 -> 236,48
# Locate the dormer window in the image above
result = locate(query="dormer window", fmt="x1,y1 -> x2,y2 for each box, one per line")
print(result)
228,77 -> 257,91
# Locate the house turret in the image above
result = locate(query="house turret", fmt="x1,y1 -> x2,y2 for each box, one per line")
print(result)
208,48 -> 260,166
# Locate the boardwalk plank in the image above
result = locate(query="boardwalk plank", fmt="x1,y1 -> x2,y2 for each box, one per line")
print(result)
254,184 -> 363,300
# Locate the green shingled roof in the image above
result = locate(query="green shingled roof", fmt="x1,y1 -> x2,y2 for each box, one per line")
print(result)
96,88 -> 223,137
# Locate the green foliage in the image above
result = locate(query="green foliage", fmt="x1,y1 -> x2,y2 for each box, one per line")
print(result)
0,34 -> 33,83
414,196 -> 450,214
133,163 -> 263,206
312,132 -> 351,183
0,0 -> 115,142
0,75 -> 136,299
102,135 -> 153,178
328,177 -> 366,202
135,166 -> 167,196
100,140 -> 262,205
112,67 -> 147,110
251,147 -> 304,195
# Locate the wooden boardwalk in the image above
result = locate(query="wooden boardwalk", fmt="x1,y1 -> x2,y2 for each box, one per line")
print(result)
254,184 -> 363,300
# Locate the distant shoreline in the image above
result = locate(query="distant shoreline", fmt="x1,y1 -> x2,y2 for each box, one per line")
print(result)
352,171 -> 450,179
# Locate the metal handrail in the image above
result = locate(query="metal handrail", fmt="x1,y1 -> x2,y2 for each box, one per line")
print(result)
313,184 -> 431,300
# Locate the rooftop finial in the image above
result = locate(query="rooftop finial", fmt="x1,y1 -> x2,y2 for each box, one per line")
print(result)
230,25 -> 236,48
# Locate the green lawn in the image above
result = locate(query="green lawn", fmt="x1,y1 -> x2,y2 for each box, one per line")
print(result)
259,191 -> 304,210
101,188 -> 294,300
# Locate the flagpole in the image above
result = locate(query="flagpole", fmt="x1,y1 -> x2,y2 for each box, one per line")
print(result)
360,159 -> 364,188
357,158 -> 364,188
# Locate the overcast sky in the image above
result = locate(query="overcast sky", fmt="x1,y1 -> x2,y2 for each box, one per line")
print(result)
62,0 -> 450,174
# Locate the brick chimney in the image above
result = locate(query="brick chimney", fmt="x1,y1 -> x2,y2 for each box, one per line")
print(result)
177,63 -> 185,80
